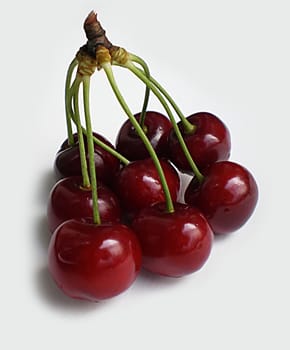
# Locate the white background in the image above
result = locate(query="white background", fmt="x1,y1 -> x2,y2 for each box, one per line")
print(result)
1,0 -> 289,349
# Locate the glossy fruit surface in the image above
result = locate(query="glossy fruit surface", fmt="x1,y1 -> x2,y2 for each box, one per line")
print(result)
54,132 -> 120,185
48,220 -> 142,301
131,202 -> 213,277
47,176 -> 121,233
59,133 -> 81,151
116,111 -> 172,161
168,112 -> 231,173
184,161 -> 258,234
114,158 -> 180,219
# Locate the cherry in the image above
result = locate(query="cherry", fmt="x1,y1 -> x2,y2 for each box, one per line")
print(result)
131,202 -> 213,277
59,133 -> 80,151
168,112 -> 231,173
115,111 -> 172,160
113,158 -> 180,220
54,132 -> 120,185
184,161 -> 258,234
47,176 -> 121,233
48,219 -> 142,301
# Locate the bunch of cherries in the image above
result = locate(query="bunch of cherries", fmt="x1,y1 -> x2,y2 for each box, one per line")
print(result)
47,12 -> 258,302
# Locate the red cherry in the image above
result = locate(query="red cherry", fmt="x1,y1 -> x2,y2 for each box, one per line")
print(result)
54,132 -> 120,185
131,202 -> 213,277
47,176 -> 121,233
48,220 -> 142,301
59,133 -> 81,151
184,161 -> 258,234
168,112 -> 231,173
114,158 -> 180,219
115,111 -> 172,161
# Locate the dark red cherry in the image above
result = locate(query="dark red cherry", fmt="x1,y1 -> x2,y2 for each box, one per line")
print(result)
114,158 -> 180,219
47,176 -> 121,233
48,219 -> 142,301
168,112 -> 231,173
59,133 -> 80,151
115,111 -> 172,160
54,132 -> 120,185
184,161 -> 258,234
131,202 -> 213,277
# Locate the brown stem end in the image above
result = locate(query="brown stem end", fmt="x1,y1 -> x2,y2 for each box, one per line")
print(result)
83,10 -> 112,58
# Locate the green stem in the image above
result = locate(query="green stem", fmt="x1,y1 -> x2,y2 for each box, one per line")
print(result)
90,134 -> 130,166
68,81 -> 130,166
102,62 -> 174,213
65,58 -> 78,145
125,61 -> 204,183
72,76 -> 91,188
124,56 -> 194,134
129,54 -> 151,129
149,75 -> 195,133
82,76 -> 101,225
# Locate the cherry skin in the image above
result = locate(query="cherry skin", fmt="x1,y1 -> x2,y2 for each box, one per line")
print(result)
58,132 -> 81,151
168,112 -> 231,173
47,176 -> 121,233
131,202 -> 213,277
54,132 -> 120,185
184,161 -> 258,234
113,158 -> 180,220
115,111 -> 172,161
48,219 -> 142,301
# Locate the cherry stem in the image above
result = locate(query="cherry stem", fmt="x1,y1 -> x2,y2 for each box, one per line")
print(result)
102,62 -> 175,213
67,77 -> 130,166
82,76 -> 101,225
129,54 -> 151,130
149,75 -> 196,134
125,61 -> 204,183
91,134 -> 129,165
128,55 -> 195,134
65,58 -> 78,145
71,77 -> 91,188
